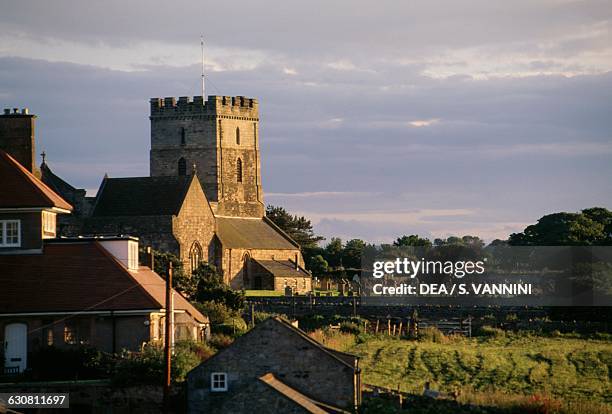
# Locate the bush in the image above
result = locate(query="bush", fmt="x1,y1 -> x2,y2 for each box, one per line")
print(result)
209,334 -> 234,350
478,325 -> 506,338
419,327 -> 447,343
28,346 -> 110,381
195,301 -> 232,325
112,341 -> 205,386
340,321 -> 362,335
253,311 -> 281,324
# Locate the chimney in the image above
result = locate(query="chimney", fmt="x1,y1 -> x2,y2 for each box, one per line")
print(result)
146,246 -> 155,270
99,237 -> 139,270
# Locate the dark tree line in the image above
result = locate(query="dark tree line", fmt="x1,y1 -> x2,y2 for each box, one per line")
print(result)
265,205 -> 612,277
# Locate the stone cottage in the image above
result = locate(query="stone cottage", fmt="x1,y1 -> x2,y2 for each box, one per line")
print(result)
187,317 -> 362,413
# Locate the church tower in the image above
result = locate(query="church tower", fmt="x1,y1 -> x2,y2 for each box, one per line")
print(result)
149,95 -> 264,218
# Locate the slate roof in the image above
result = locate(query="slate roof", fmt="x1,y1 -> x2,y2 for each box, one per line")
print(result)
258,373 -> 330,414
0,240 -> 207,323
92,175 -> 193,217
40,162 -> 80,198
253,259 -> 310,277
0,150 -> 73,211
216,217 -> 299,250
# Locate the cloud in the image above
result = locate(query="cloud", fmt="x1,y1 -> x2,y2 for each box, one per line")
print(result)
1,0 -> 611,243
409,118 -> 440,127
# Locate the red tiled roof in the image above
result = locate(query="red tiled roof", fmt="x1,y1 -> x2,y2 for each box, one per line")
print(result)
0,241 -> 206,323
0,150 -> 72,211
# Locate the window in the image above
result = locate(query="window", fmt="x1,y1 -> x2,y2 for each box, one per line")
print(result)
211,372 -> 228,392
42,211 -> 56,237
178,157 -> 187,176
189,242 -> 203,273
63,319 -> 90,345
235,127 -> 240,145
236,158 -> 243,183
180,127 -> 186,145
0,220 -> 20,247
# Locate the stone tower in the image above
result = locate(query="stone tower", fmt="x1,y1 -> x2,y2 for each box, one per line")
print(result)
149,95 -> 264,218
0,107 -> 37,174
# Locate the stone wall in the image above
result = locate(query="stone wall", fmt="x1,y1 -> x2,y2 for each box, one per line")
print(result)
187,318 -> 358,413
84,215 -> 179,256
149,95 -> 264,218
222,247 -> 305,290
171,178 -> 217,272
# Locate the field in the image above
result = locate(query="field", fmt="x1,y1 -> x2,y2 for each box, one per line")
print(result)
342,333 -> 612,411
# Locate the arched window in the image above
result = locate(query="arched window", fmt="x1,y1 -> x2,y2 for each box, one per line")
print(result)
242,253 -> 250,286
236,158 -> 243,183
189,242 -> 203,273
236,127 -> 240,145
178,157 -> 187,176
180,127 -> 186,145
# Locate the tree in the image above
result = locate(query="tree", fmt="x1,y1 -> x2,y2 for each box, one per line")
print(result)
192,264 -> 245,311
265,205 -> 325,248
509,210 -> 608,246
342,239 -> 366,269
307,255 -> 329,276
144,249 -> 194,296
324,237 -> 344,268
393,235 -> 432,247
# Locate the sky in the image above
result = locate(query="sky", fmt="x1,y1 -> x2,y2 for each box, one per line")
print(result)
1,0 -> 611,244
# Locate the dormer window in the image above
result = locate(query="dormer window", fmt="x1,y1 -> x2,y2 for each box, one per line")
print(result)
0,220 -> 21,247
211,372 -> 228,392
42,211 -> 56,238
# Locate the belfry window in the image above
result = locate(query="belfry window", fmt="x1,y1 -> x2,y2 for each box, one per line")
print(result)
180,127 -> 186,145
236,158 -> 243,183
236,127 -> 240,145
178,157 -> 187,176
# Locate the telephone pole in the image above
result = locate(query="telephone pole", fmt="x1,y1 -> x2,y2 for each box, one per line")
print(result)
163,262 -> 173,411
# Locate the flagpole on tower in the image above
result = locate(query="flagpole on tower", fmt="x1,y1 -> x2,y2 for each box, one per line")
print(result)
200,36 -> 206,98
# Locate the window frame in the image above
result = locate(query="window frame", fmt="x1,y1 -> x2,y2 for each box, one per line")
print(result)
211,372 -> 228,392
0,220 -> 21,247
42,211 -> 56,237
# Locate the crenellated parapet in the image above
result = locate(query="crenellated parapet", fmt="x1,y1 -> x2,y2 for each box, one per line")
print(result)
150,95 -> 259,119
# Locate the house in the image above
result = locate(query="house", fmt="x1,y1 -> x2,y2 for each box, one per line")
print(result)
0,150 -> 209,373
187,317 -> 362,413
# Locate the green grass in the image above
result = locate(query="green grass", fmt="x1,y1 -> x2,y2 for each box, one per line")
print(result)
244,289 -> 283,297
347,334 -> 612,405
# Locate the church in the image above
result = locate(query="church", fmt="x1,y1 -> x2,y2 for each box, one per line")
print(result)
0,96 -> 312,294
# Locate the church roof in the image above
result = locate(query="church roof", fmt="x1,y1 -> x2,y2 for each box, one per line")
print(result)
216,216 -> 299,250
0,150 -> 72,211
92,175 -> 193,217
253,259 -> 310,278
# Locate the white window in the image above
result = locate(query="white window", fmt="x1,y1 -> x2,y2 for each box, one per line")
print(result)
42,211 -> 56,237
211,372 -> 228,392
0,220 -> 20,247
